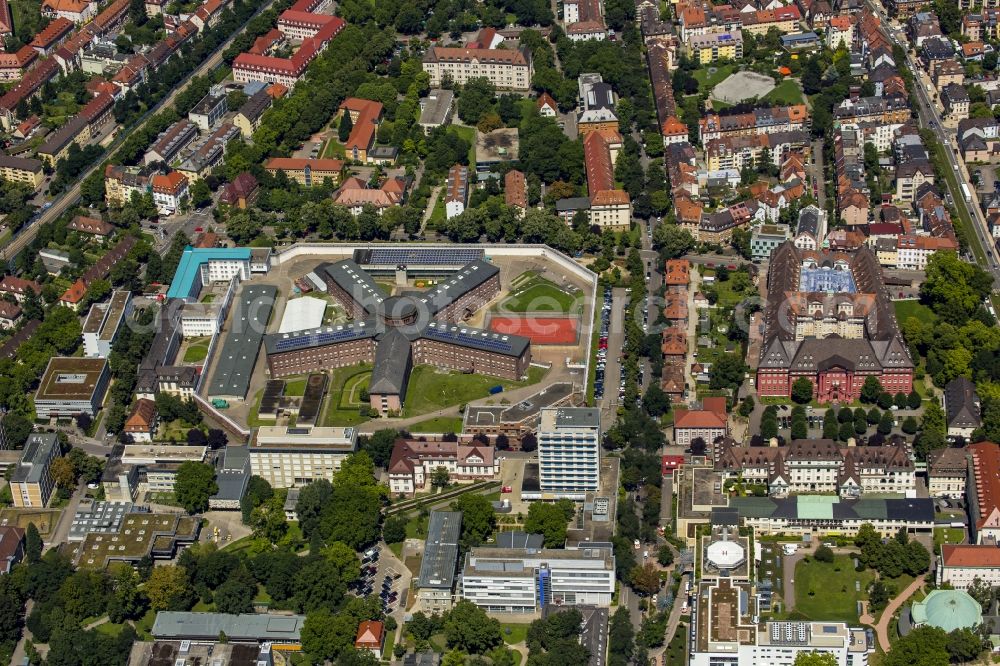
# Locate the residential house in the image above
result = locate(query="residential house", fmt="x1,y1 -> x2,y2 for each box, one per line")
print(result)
339,97 -> 382,163
151,172 -> 189,213
387,439 -> 498,495
944,377 -> 981,439
927,446 -> 968,499
219,172 -> 259,209
444,164 -> 469,219
124,398 -> 157,442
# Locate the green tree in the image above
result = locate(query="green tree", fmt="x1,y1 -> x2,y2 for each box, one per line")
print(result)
793,653 -> 838,666
301,608 -> 359,662
882,626 -> 949,666
791,377 -> 814,404
710,353 -> 747,392
860,376 -> 882,403
145,565 -> 191,611
25,522 -> 42,563
457,78 -> 497,125
737,395 -> 755,418
814,545 -> 834,563
382,515 -> 406,544
629,563 -> 661,596
174,461 -> 218,514
823,409 -> 839,439
907,390 -> 922,409
451,493 -> 496,548
920,251 -> 994,325
445,600 -> 503,654
430,466 -> 451,489
524,499 -> 575,548
338,110 -> 354,143
916,400 -> 947,460
656,545 -> 674,567
901,416 -> 918,434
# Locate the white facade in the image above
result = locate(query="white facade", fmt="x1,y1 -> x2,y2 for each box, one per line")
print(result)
459,546 -> 615,614
249,426 -> 358,487
153,181 -> 189,213
537,408 -> 601,495
938,547 -> 1000,589
82,290 -> 132,358
199,258 -> 251,284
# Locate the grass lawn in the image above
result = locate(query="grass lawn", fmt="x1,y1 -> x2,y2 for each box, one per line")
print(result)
183,344 -> 208,363
321,366 -> 374,427
501,623 -> 531,645
663,622 -> 687,665
284,378 -> 307,396
405,515 -> 430,540
794,555 -> 875,623
429,193 -> 447,226
893,300 -> 936,326
763,79 -> 805,105
694,64 -> 737,93
447,125 -> 476,166
496,273 -> 583,313
322,136 -> 345,159
247,387 -> 277,427
135,609 -> 156,640
934,526 -> 965,547
402,365 -> 546,417
408,416 -> 465,434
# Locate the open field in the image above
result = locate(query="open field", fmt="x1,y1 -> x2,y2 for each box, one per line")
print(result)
322,366 -> 373,427
407,416 -> 464,434
694,64 -> 737,92
183,344 -> 208,363
934,526 -> 965,547
0,508 -> 61,535
794,554 -> 874,623
402,365 -> 546,417
893,300 -> 936,326
763,79 -> 804,105
495,273 -> 582,313
447,125 -> 477,166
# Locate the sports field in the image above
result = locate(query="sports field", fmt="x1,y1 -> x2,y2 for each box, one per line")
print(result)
496,273 -> 582,314
488,315 -> 580,345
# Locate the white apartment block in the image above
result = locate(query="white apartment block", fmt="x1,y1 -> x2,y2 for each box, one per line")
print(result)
82,290 -> 132,358
201,258 -> 250,284
938,545 -> 1000,589
422,47 -> 533,90
249,426 -> 358,487
537,408 -> 601,496
459,545 -> 615,614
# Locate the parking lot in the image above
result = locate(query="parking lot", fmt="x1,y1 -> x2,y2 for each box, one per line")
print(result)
349,546 -> 405,615
595,286 -> 611,401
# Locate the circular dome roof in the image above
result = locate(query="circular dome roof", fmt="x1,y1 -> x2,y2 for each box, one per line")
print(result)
911,590 -> 982,633
706,540 -> 745,570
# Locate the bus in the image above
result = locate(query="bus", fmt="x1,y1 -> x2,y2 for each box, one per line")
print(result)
961,183 -> 972,204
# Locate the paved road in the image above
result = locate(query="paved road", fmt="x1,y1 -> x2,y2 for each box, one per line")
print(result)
0,0 -> 280,264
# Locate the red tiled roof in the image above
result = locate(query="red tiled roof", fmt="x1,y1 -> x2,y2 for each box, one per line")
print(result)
504,169 -> 527,209
942,544 -> 1000,568
265,157 -> 344,172
30,17 -> 73,49
969,441 -> 1000,529
338,97 -> 382,154
124,398 -> 157,431
673,408 -> 727,429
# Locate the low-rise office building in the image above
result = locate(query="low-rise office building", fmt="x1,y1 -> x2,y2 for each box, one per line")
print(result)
10,433 -> 59,507
939,544 -> 1000,589
249,425 -> 358,487
416,511 -> 462,613
34,357 -> 110,417
459,543 -> 616,614
82,289 -> 132,358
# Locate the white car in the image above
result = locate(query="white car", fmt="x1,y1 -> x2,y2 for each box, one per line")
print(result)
634,539 -> 641,549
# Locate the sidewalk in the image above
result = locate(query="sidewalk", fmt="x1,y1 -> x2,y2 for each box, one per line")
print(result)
870,574 -> 926,653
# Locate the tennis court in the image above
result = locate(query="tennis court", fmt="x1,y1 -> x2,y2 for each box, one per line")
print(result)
488,315 -> 580,345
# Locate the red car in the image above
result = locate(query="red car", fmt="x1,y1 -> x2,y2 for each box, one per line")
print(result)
501,486 -> 513,493
194,227 -> 203,232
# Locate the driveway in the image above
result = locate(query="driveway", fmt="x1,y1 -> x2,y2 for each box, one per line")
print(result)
783,548 -> 807,613
872,574 -> 926,652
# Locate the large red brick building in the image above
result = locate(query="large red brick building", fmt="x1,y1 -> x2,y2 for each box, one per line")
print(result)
756,242 -> 913,403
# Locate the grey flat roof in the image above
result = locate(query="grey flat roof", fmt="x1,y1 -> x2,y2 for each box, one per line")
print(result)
418,511 -> 462,589
212,467 -> 250,502
151,612 -> 306,642
207,284 -> 276,399
546,407 -> 600,429
419,89 -> 454,126
11,433 -> 59,484
417,260 -> 499,317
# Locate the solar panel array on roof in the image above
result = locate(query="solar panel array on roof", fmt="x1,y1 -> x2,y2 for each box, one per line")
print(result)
422,321 -> 529,357
264,321 -> 377,355
362,247 -> 484,266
